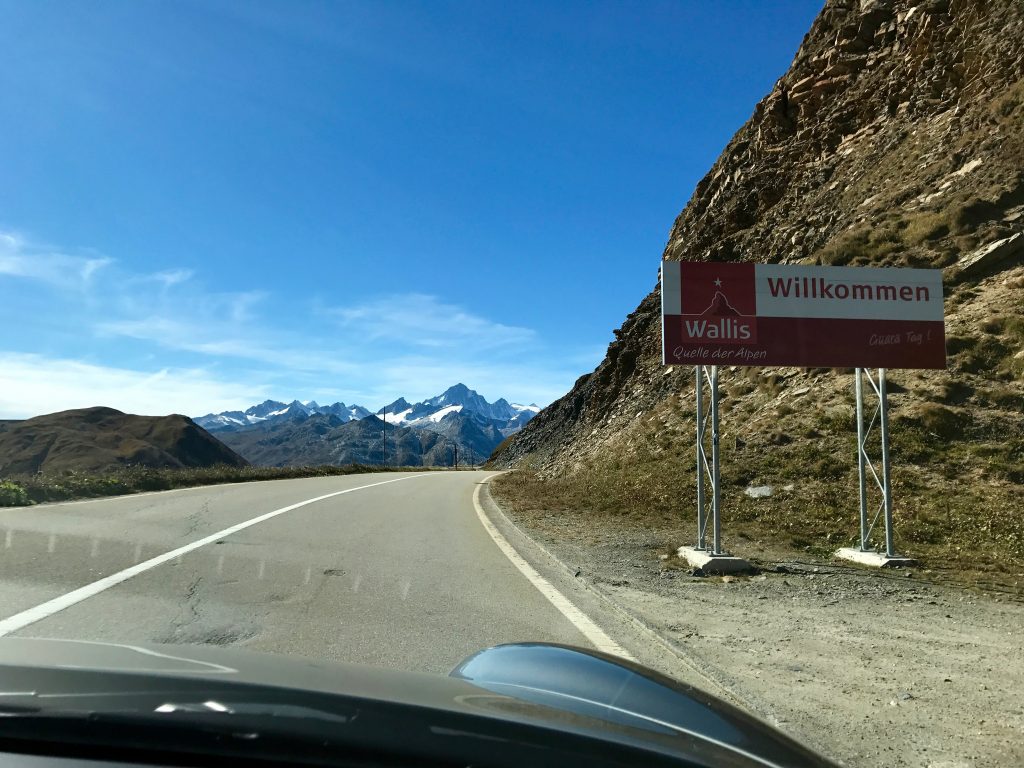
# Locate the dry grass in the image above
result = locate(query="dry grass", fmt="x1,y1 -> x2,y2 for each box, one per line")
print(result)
492,375 -> 1024,595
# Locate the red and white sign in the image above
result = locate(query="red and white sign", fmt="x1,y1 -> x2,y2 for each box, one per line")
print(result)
661,262 -> 946,369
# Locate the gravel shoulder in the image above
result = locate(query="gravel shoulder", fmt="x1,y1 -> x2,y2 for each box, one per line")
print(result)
489,485 -> 1024,768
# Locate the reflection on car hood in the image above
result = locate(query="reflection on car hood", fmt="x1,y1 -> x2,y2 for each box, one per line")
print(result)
0,638 -> 835,768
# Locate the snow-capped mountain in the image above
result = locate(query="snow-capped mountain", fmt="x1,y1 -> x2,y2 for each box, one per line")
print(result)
377,384 -> 539,431
194,384 -> 541,467
195,399 -> 371,432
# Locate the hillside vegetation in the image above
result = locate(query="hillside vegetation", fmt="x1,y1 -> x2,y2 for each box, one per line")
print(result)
490,0 -> 1024,589
0,407 -> 247,476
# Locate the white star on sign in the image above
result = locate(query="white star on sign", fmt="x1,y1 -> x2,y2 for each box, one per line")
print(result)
714,278 -> 722,287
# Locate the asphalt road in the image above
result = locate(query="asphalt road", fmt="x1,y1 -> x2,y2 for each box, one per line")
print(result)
0,471 -> 637,674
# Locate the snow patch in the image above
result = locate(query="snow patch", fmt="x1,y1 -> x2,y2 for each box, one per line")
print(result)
384,408 -> 413,424
511,403 -> 541,413
427,404 -> 463,422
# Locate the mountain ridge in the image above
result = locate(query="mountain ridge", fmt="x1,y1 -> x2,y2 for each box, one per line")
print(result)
202,384 -> 538,468
0,407 -> 248,476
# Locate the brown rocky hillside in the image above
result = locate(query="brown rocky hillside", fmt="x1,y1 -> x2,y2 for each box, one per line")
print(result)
491,0 -> 1024,581
0,407 -> 248,476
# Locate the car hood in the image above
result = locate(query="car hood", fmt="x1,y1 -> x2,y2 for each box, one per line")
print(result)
0,637 -> 834,768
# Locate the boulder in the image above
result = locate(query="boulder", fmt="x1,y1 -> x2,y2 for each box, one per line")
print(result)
956,232 -> 1024,278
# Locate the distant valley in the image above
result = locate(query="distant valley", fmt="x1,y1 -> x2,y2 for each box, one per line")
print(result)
197,384 -> 539,468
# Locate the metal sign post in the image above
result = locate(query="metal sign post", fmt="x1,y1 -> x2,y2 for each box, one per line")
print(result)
681,364 -> 744,571
694,365 -> 723,554
841,368 -> 915,566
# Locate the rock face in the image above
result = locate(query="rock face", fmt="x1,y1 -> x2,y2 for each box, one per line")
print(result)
217,414 -> 457,468
0,407 -> 248,476
492,0 -> 1024,471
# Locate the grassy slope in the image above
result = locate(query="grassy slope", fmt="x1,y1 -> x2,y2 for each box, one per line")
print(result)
492,265 -> 1024,595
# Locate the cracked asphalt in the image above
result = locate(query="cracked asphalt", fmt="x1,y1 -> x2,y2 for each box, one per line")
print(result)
0,472 -> 602,673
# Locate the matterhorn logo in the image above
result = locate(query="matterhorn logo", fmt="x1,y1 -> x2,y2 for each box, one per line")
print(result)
681,277 -> 757,344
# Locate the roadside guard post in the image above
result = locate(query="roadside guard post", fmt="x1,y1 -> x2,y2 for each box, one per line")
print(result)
660,261 -> 946,570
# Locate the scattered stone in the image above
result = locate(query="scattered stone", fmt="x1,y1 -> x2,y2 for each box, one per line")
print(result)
745,485 -> 774,499
957,232 -> 1024,278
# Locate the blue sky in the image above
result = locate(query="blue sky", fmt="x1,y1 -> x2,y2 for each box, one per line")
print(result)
0,0 -> 821,418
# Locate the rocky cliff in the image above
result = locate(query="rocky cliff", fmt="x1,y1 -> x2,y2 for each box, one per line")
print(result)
490,0 -> 1024,572
493,0 -> 1024,472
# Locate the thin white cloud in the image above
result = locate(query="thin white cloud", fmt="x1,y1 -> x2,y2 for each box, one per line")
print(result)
142,268 -> 195,288
1,228 -> 587,414
0,353 -> 270,419
0,230 -> 113,289
95,316 -> 362,377
330,293 -> 535,349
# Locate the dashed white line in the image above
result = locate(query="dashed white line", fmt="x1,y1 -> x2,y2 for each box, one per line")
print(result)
0,474 -> 429,638
472,480 -> 636,661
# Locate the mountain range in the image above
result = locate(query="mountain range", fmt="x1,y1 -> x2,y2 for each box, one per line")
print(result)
195,400 -> 372,432
198,384 -> 540,468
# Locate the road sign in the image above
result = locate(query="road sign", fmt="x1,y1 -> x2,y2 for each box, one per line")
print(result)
661,261 -> 946,369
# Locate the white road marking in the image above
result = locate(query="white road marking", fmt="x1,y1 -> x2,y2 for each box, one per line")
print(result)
0,474 -> 429,637
472,481 -> 636,661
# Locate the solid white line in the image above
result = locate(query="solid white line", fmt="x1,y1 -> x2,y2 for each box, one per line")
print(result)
472,481 -> 636,662
0,474 -> 428,637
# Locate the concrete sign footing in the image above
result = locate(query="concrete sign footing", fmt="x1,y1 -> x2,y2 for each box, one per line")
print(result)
835,547 -> 917,568
677,546 -> 752,574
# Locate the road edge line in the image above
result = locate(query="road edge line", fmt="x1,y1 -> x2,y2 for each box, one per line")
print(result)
0,474 -> 430,637
471,478 -> 635,661
479,484 -> 839,762
474,476 -> 779,719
